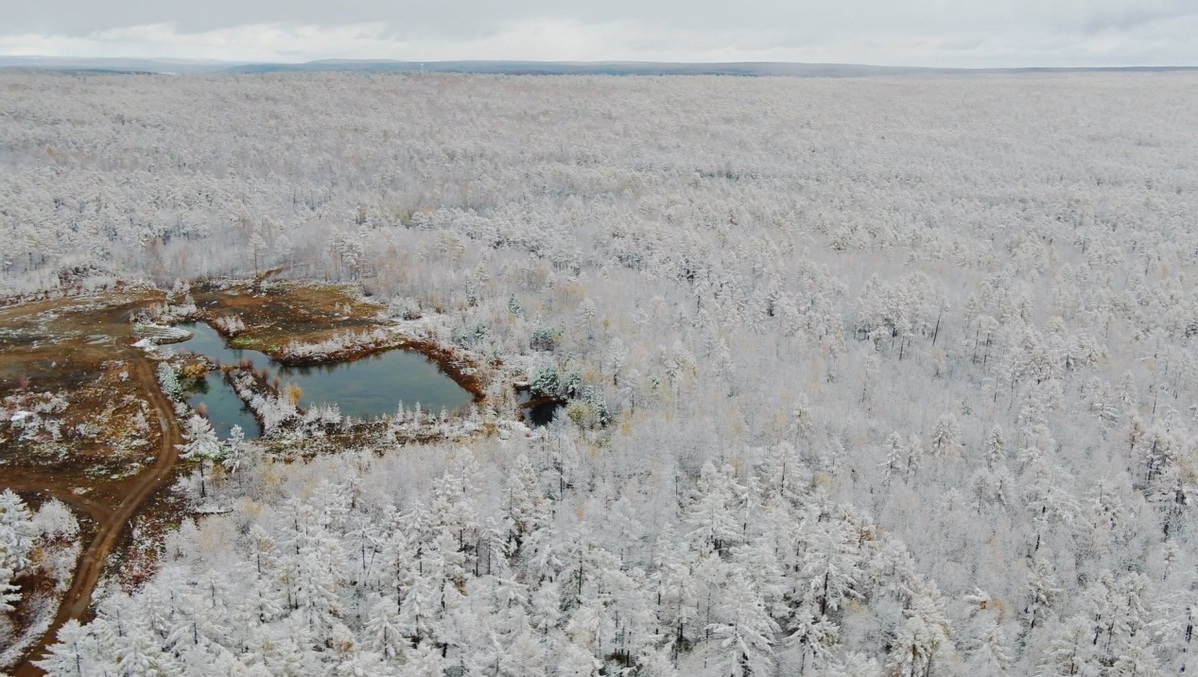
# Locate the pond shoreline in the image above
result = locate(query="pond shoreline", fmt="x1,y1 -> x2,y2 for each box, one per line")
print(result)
200,318 -> 488,403
176,321 -> 478,439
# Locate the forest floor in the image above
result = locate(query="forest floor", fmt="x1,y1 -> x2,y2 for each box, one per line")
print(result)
0,282 -> 489,673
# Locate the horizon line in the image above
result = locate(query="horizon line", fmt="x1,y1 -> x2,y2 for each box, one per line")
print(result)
2,56 -> 1197,76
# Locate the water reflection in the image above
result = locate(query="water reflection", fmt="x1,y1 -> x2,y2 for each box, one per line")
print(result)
176,323 -> 473,437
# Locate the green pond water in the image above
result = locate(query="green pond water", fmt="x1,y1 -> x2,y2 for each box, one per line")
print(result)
178,323 -> 473,438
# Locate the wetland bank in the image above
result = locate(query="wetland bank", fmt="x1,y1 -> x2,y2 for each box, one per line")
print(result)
178,321 -> 475,438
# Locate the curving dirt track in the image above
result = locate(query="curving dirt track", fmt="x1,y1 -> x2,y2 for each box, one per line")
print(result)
0,296 -> 183,676
0,472 -> 114,524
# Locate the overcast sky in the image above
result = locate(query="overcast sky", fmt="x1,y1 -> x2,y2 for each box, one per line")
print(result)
2,0 -> 1196,67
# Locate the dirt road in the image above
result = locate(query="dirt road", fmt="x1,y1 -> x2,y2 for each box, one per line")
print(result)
2,324 -> 182,675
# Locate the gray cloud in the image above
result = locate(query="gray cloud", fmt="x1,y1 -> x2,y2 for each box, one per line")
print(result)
2,0 -> 1196,66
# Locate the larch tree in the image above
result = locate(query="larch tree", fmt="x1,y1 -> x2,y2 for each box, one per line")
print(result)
707,568 -> 780,677
178,414 -> 223,500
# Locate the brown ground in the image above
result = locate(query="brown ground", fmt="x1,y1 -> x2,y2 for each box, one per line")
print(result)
192,282 -> 382,355
0,289 -> 167,481
0,289 -> 183,676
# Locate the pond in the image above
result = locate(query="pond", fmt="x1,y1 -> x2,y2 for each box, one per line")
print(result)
517,391 -> 566,427
185,371 -> 261,439
176,323 -> 474,439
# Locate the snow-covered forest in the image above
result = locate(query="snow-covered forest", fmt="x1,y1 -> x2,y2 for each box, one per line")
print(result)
4,71 -> 1198,674
0,491 -> 79,668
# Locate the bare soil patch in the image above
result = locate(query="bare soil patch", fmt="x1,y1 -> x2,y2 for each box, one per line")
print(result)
0,289 -> 186,675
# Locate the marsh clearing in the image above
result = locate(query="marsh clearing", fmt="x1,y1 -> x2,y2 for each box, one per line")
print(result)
0,282 -> 488,674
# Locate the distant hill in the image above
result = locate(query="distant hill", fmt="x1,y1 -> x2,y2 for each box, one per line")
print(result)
222,60 -> 940,77
0,56 -> 232,74
2,56 -> 1196,77
215,60 -> 1198,77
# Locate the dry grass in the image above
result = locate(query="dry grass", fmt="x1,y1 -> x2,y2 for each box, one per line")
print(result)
192,282 -> 381,354
0,291 -> 165,478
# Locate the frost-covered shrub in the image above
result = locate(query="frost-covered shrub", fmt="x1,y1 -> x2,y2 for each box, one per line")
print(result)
225,369 -> 295,434
529,365 -> 561,399
283,328 -> 392,361
211,314 -> 246,336
388,296 -> 423,320
31,500 -> 79,540
455,322 -> 488,348
530,326 -> 558,352
156,362 -> 181,399
304,403 -> 343,429
0,490 -> 35,574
